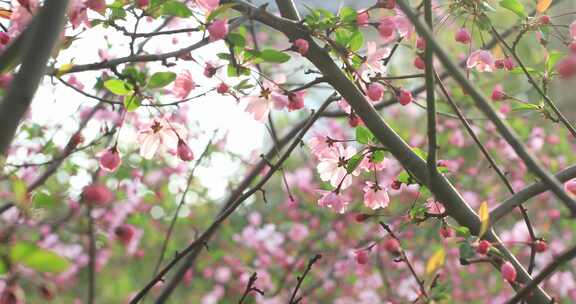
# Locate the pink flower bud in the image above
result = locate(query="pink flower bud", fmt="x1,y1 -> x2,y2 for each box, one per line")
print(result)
534,240 -> 547,253
503,57 -> 515,70
455,28 -> 471,44
356,11 -> 370,26
82,184 -> 113,206
539,15 -> 551,25
501,261 -> 517,282
565,179 -> 576,195
207,19 -> 229,42
414,56 -> 425,70
0,32 -> 10,45
115,224 -> 135,246
216,82 -> 229,94
557,56 -> 576,78
416,37 -> 426,50
99,147 -> 121,172
348,112 -> 361,127
491,84 -> 505,101
355,250 -> 369,265
292,38 -> 309,55
288,91 -> 305,111
440,227 -> 453,238
382,238 -> 400,255
86,0 -> 106,14
136,0 -> 149,8
367,82 -> 384,102
355,213 -> 370,222
398,89 -> 412,105
177,139 -> 194,161
204,63 -> 217,78
476,240 -> 491,255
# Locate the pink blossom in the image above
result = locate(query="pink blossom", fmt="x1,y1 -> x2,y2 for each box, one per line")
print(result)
363,182 -> 390,210
359,42 -> 390,77
307,134 -> 333,158
216,82 -> 229,94
177,139 -> 194,161
317,145 -> 357,189
355,250 -> 369,265
244,94 -> 272,122
207,19 -> 229,41
425,199 -> 445,215
137,119 -> 187,159
173,70 -> 196,99
195,0 -> 220,12
317,190 -> 349,213
570,20 -> 576,40
416,37 -> 426,50
288,223 -> 309,242
292,38 -> 309,55
557,55 -> 576,78
466,50 -> 495,72
377,17 -> 396,38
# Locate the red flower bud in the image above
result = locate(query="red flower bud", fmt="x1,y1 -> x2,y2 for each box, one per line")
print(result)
82,184 -> 113,206
501,261 -> 517,282
476,240 -> 491,255
177,139 -> 194,161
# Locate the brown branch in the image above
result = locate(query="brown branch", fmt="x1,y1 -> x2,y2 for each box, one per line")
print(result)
287,254 -> 322,304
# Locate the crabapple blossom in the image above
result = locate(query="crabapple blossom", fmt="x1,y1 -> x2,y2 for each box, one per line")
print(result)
363,182 -> 390,210
317,190 -> 349,213
355,250 -> 370,265
137,119 -> 187,159
173,71 -> 196,99
316,145 -> 358,189
466,50 -> 495,72
378,17 -> 395,38
356,11 -> 370,26
382,238 -> 400,255
287,91 -> 306,111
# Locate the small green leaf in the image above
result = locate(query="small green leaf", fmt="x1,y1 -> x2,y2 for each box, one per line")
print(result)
355,126 -> 374,144
161,1 -> 192,17
32,191 -> 57,208
123,94 -> 141,112
339,7 -> 357,23
371,150 -> 385,163
348,30 -> 364,52
103,79 -> 133,96
346,154 -> 364,174
227,33 -> 246,48
147,71 -> 176,89
454,226 -> 471,237
259,49 -> 291,63
11,242 -> 70,273
499,0 -> 526,18
397,171 -> 411,184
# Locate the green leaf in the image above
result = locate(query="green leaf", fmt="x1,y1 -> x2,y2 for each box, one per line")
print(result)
161,1 -> 192,17
355,126 -> 374,144
147,71 -> 176,89
371,150 -> 385,163
11,242 -> 70,273
123,94 -> 141,112
103,79 -> 133,96
453,226 -> 471,237
227,64 -> 251,77
397,171 -> 411,184
259,49 -> 291,63
339,7 -> 357,23
348,30 -> 364,52
32,191 -> 57,209
227,33 -> 246,48
499,0 -> 526,18
346,154 -> 364,174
